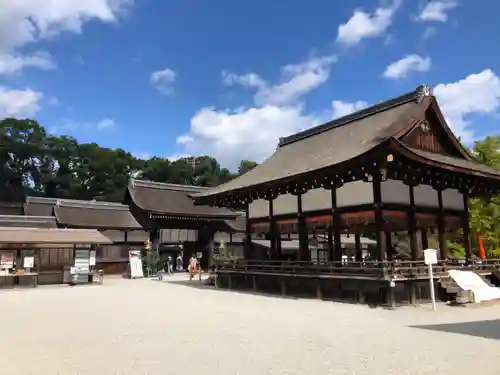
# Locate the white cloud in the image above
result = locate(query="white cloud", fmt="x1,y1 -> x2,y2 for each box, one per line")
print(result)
434,69 -> 500,143
175,55 -> 337,168
96,118 -> 116,130
177,105 -> 320,167
336,0 -> 401,47
0,51 -> 55,75
0,86 -> 42,118
416,0 -> 458,22
150,68 -> 177,95
222,55 -> 337,107
48,97 -> 60,106
50,117 -> 117,134
332,100 -> 369,119
0,0 -> 132,75
383,54 -> 432,79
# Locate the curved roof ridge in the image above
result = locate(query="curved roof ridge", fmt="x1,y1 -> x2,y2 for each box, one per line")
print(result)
129,178 -> 210,192
279,85 -> 426,147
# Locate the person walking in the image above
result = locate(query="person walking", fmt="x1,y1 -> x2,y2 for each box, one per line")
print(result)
167,255 -> 174,275
189,254 -> 198,280
176,253 -> 183,272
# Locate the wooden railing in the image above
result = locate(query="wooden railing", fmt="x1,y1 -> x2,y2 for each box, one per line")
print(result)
215,259 -> 500,280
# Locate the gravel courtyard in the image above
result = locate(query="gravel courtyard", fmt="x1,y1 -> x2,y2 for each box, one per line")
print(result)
2,275 -> 500,375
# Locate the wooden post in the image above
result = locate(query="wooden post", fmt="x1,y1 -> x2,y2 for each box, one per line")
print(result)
385,231 -> 394,261
327,226 -> 334,261
408,185 -> 419,261
268,198 -> 276,259
421,229 -> 429,250
462,192 -> 472,264
354,233 -> 362,262
244,204 -> 252,259
297,193 -> 309,261
437,190 -> 446,259
373,174 -> 386,261
331,187 -> 342,263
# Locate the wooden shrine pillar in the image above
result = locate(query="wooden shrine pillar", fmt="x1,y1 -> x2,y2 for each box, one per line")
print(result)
244,204 -> 252,259
268,198 -> 276,259
331,187 -> 342,263
385,231 -> 394,261
462,192 -> 472,264
437,190 -> 447,260
297,193 -> 309,261
407,185 -> 419,261
421,229 -> 429,250
327,226 -> 334,261
373,174 -> 386,261
354,233 -> 362,261
276,225 -> 282,259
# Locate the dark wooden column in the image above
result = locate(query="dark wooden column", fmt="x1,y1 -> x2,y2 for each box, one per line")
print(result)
407,185 -> 419,261
268,198 -> 276,259
297,193 -> 309,261
462,192 -> 472,264
437,190 -> 446,260
421,229 -> 429,250
354,233 -> 362,261
275,225 -> 282,259
385,231 -> 393,261
244,204 -> 252,259
331,187 -> 342,263
327,226 -> 334,261
373,173 -> 386,261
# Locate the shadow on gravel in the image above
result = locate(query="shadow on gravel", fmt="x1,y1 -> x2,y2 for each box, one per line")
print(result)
158,279 -> 382,308
411,319 -> 500,341
160,279 -> 303,300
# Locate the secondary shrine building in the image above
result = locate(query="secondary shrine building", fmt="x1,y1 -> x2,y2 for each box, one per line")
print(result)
192,85 -> 500,306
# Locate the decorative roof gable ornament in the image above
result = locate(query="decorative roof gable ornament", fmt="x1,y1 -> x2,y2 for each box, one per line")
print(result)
417,84 -> 433,103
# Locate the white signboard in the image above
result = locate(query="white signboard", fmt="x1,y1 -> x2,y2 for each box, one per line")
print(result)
23,256 -> 34,269
129,250 -> 144,278
89,250 -> 96,266
424,249 -> 438,265
0,252 -> 14,268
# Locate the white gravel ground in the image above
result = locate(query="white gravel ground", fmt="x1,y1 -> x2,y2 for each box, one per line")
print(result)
2,274 -> 500,375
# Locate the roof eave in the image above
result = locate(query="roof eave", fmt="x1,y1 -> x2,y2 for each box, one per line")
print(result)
388,139 -> 500,180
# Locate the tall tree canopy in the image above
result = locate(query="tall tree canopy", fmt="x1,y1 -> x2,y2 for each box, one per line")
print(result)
0,118 -> 258,201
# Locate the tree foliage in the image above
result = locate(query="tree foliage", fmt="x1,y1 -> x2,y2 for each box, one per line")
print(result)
468,136 -> 500,257
0,118 -> 258,201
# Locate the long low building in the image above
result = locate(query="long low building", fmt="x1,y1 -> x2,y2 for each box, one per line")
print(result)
0,180 -> 246,278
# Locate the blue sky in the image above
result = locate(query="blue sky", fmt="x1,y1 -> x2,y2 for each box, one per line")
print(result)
1,0 -> 499,170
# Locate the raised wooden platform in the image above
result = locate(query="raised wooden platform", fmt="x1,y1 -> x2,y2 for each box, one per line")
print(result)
214,259 -> 500,308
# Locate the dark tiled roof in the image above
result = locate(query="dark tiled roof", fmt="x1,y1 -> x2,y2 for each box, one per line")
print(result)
0,215 -> 57,228
0,201 -> 23,216
404,145 -> 500,177
54,200 -> 142,229
24,196 -> 58,216
126,179 -> 241,219
194,86 -> 425,199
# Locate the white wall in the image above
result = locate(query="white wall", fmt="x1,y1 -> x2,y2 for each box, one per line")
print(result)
381,179 -> 464,210
127,230 -> 149,243
249,181 -> 374,218
101,230 -> 125,243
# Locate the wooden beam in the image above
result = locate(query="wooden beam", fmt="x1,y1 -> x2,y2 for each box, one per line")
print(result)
297,193 -> 309,261
462,192 -> 472,264
408,185 -> 419,261
437,190 -> 446,260
331,187 -> 342,262
373,174 -> 386,261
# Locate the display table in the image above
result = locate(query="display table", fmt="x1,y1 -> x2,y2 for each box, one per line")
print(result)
0,272 -> 38,288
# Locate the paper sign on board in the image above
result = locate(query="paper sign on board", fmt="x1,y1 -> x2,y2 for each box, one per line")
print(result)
424,248 -> 438,265
23,256 -> 34,268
